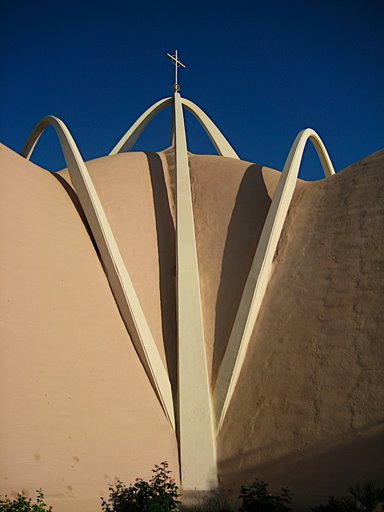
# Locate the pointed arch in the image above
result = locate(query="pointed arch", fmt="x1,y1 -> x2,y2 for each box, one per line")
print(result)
110,97 -> 172,154
181,97 -> 238,159
21,116 -> 176,429
109,95 -> 239,158
214,129 -> 335,431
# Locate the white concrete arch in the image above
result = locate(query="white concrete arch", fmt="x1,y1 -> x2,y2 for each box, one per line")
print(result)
109,95 -> 239,159
180,97 -> 239,159
21,116 -> 176,430
214,128 -> 335,432
110,97 -> 172,154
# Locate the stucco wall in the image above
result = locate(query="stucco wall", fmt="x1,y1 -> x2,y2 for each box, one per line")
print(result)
217,150 -> 384,509
1,144 -> 383,511
0,146 -> 179,512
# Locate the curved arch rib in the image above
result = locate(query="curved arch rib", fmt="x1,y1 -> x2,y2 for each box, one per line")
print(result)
21,116 -> 175,430
214,128 -> 335,432
181,98 -> 239,159
110,97 -> 172,154
109,95 -> 239,159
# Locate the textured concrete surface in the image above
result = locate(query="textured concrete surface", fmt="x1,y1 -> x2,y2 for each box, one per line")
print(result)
1,144 -> 383,511
59,152 -> 176,386
217,149 -> 384,509
188,154 -> 281,387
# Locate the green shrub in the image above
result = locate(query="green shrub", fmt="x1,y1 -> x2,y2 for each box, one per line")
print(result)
0,490 -> 52,512
100,461 -> 180,512
238,478 -> 291,512
312,481 -> 384,512
347,481 -> 384,512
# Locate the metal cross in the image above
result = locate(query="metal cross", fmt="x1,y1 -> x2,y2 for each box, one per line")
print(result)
166,50 -> 186,92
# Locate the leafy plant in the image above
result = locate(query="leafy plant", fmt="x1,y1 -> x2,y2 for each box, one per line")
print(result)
312,481 -> 384,512
0,490 -> 52,512
347,481 -> 384,512
311,496 -> 351,512
100,461 -> 180,512
239,478 -> 291,512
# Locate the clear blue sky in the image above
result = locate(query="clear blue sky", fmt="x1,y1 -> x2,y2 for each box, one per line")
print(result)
1,0 -> 383,179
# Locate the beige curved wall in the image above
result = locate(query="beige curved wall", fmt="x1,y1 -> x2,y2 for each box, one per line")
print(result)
0,145 -> 179,512
1,143 -> 383,510
188,155 -> 282,386
58,152 -> 178,390
217,149 -> 384,509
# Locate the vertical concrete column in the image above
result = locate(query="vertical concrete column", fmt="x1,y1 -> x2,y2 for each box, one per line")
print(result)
174,92 -> 217,490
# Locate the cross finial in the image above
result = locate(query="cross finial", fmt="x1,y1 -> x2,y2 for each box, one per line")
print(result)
166,50 -> 186,92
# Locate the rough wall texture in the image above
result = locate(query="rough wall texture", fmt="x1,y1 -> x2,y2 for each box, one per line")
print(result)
217,149 -> 384,509
189,155 -> 281,387
1,144 -> 383,511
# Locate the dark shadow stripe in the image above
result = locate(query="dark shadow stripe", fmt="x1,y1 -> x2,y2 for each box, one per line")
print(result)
51,172 -> 101,260
145,152 -> 177,395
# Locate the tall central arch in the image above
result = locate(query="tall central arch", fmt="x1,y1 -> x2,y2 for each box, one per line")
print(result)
110,94 -> 239,159
109,93 -> 239,489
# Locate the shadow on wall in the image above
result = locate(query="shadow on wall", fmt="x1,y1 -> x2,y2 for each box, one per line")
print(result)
213,164 -> 272,386
145,152 -> 177,394
51,172 -> 101,259
218,423 -> 384,511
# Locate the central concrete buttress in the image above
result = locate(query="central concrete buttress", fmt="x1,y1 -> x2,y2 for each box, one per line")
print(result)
173,92 -> 218,489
